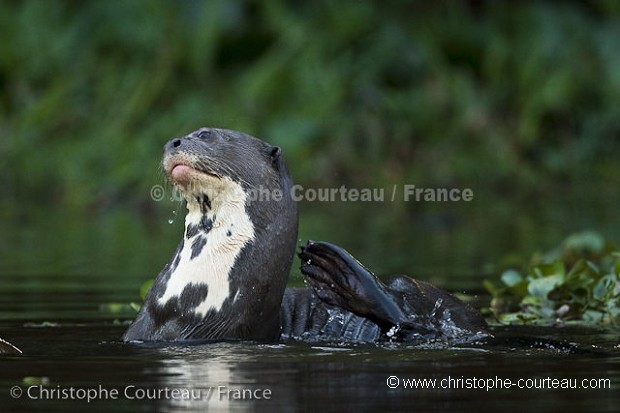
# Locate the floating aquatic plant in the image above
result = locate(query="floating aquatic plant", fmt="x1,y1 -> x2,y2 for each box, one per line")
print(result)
484,231 -> 620,326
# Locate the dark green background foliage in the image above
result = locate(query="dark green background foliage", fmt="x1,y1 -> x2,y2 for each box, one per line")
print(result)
1,0 -> 619,288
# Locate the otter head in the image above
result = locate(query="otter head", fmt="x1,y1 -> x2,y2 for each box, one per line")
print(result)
124,128 -> 298,342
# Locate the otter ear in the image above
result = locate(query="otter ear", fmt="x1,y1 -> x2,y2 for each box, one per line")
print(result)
267,146 -> 282,170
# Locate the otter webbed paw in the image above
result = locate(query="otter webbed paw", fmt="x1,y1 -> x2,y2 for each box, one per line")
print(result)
298,240 -> 489,341
299,241 -> 407,331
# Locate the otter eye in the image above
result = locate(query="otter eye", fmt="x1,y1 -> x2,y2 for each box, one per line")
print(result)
198,130 -> 212,140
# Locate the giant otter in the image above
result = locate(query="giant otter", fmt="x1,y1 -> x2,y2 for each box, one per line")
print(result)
123,128 -> 487,343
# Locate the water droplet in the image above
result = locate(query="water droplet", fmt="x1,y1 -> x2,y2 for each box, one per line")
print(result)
430,298 -> 444,318
386,325 -> 400,338
167,209 -> 177,224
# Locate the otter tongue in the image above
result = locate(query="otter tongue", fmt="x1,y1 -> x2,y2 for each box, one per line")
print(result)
171,164 -> 194,185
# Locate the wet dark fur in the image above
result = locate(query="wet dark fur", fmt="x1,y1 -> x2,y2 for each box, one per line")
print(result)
124,128 -> 487,343
124,128 -> 298,342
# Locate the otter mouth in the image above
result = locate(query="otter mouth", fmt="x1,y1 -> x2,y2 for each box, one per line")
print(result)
164,158 -> 224,212
166,162 -> 220,188
170,164 -> 194,181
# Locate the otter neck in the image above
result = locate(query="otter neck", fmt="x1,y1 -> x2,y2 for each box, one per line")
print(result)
156,177 -> 255,317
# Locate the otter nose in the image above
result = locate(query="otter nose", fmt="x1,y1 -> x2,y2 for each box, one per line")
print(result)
165,138 -> 183,152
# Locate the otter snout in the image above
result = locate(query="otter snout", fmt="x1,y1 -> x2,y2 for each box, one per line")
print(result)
167,138 -> 182,150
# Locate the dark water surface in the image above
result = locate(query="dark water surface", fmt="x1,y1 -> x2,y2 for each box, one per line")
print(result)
1,276 -> 619,413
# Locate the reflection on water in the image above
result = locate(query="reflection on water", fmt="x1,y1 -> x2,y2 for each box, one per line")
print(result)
156,345 -> 254,411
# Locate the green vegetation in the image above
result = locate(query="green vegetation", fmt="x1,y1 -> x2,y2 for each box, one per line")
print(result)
1,1 -> 620,294
485,231 -> 620,325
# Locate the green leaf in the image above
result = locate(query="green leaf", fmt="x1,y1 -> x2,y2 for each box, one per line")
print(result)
485,232 -> 620,326
592,273 -> 618,301
582,309 -> 604,323
140,279 -> 154,300
501,269 -> 523,287
527,274 -> 564,298
483,279 -> 500,296
532,260 -> 565,279
613,254 -> 620,275
23,376 -> 51,386
566,259 -> 599,282
99,303 -> 128,314
562,231 -> 605,255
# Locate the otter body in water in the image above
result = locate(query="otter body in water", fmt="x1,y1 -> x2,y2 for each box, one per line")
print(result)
123,128 -> 487,343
